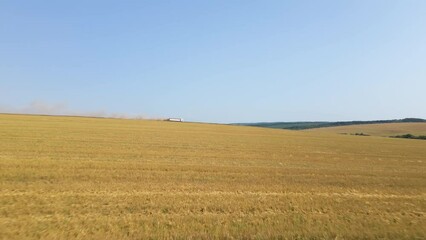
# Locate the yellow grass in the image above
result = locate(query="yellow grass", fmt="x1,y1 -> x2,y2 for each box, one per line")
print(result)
305,122 -> 426,137
0,114 -> 425,239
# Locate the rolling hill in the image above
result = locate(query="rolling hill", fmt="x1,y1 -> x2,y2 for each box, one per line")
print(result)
305,122 -> 426,137
235,118 -> 426,130
0,114 -> 425,239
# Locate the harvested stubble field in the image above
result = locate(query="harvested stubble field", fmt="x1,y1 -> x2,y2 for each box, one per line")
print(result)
0,114 -> 425,239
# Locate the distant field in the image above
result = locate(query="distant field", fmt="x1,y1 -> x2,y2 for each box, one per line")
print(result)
0,114 -> 425,239
305,122 -> 426,137
235,118 -> 425,130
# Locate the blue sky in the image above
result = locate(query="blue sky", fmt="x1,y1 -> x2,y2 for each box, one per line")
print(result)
1,1 -> 425,123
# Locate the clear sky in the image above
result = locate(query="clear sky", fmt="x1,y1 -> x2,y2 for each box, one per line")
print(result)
1,1 -> 425,123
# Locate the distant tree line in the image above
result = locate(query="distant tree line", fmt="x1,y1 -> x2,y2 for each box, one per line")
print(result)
392,134 -> 426,140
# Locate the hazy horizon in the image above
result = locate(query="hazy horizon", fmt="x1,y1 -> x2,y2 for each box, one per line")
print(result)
0,104 -> 424,124
1,1 -> 425,123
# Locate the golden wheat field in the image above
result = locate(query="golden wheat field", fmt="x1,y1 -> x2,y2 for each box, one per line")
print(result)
0,114 -> 425,239
305,122 -> 426,137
